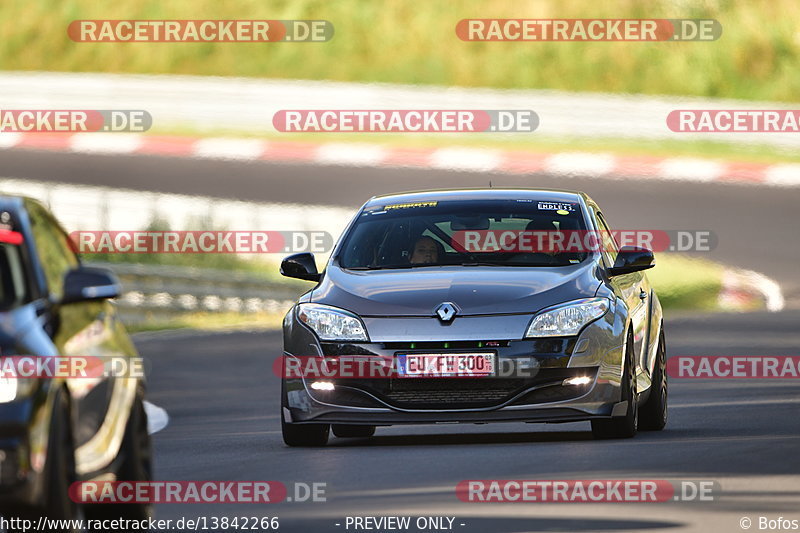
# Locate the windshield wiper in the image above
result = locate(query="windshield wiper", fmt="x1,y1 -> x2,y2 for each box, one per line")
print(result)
458,261 -> 562,267
346,261 -> 569,270
345,264 -> 420,270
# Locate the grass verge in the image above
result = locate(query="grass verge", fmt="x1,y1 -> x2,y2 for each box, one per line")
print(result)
647,254 -> 725,311
4,0 -> 800,102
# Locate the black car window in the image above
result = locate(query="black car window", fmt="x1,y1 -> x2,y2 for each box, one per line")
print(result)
595,211 -> 619,267
0,242 -> 29,310
26,202 -> 79,299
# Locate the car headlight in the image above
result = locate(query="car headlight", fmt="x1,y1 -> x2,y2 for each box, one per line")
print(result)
525,297 -> 610,338
297,303 -> 368,341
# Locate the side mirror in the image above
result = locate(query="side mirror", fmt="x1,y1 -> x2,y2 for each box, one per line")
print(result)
61,266 -> 121,304
281,253 -> 322,282
608,246 -> 655,276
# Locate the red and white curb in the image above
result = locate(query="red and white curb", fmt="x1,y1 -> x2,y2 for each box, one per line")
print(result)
1,132 -> 799,187
719,268 -> 785,312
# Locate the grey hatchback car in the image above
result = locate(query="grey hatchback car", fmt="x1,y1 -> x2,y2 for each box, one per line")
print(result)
279,189 -> 667,446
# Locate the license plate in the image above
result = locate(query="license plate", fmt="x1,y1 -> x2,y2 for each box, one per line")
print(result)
396,353 -> 495,378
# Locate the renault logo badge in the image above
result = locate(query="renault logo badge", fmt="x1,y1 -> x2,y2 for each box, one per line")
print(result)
435,302 -> 458,322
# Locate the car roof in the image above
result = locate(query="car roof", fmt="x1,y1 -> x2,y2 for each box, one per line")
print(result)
366,188 -> 591,207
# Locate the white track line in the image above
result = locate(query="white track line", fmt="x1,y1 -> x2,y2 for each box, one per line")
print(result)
544,152 -> 616,177
658,158 -> 725,182
0,132 -> 22,148
764,164 -> 800,187
69,133 -> 143,154
429,147 -> 503,172
192,137 -> 267,160
315,143 -> 388,166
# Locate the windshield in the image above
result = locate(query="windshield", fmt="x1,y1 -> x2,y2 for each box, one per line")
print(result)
336,199 -> 590,269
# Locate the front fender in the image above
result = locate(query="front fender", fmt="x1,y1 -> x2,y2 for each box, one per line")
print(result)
568,291 -> 630,402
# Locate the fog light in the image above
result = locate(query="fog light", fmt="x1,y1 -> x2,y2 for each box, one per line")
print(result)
562,376 -> 592,386
310,381 -> 335,391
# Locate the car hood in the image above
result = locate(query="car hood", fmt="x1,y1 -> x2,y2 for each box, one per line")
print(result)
311,263 -> 602,317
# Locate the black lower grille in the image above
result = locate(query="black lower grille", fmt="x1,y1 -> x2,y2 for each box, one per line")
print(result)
386,389 -> 511,404
382,378 -> 522,408
324,368 -> 598,410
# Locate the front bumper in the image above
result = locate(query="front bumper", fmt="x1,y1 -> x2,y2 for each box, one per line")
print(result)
282,345 -> 625,425
284,376 -> 624,426
282,304 -> 628,426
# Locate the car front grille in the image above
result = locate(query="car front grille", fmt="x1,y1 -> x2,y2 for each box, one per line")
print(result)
320,366 -> 596,410
381,378 -> 523,409
386,388 -> 512,405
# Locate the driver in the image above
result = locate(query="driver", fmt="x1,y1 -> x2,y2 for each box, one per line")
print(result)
409,236 -> 441,264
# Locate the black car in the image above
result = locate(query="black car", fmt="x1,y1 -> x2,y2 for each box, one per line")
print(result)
280,189 -> 667,446
0,195 -> 151,528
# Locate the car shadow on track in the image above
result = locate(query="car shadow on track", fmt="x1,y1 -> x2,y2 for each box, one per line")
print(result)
327,430 -> 598,447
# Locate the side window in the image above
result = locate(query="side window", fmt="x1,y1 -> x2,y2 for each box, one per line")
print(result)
595,211 -> 619,268
26,203 -> 78,299
0,243 -> 29,310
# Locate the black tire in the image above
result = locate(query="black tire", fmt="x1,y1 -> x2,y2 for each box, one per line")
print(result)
332,425 -> 376,438
639,329 -> 668,431
282,418 -> 330,447
43,388 -> 80,533
84,392 -> 153,521
591,333 -> 638,439
280,379 -> 329,446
